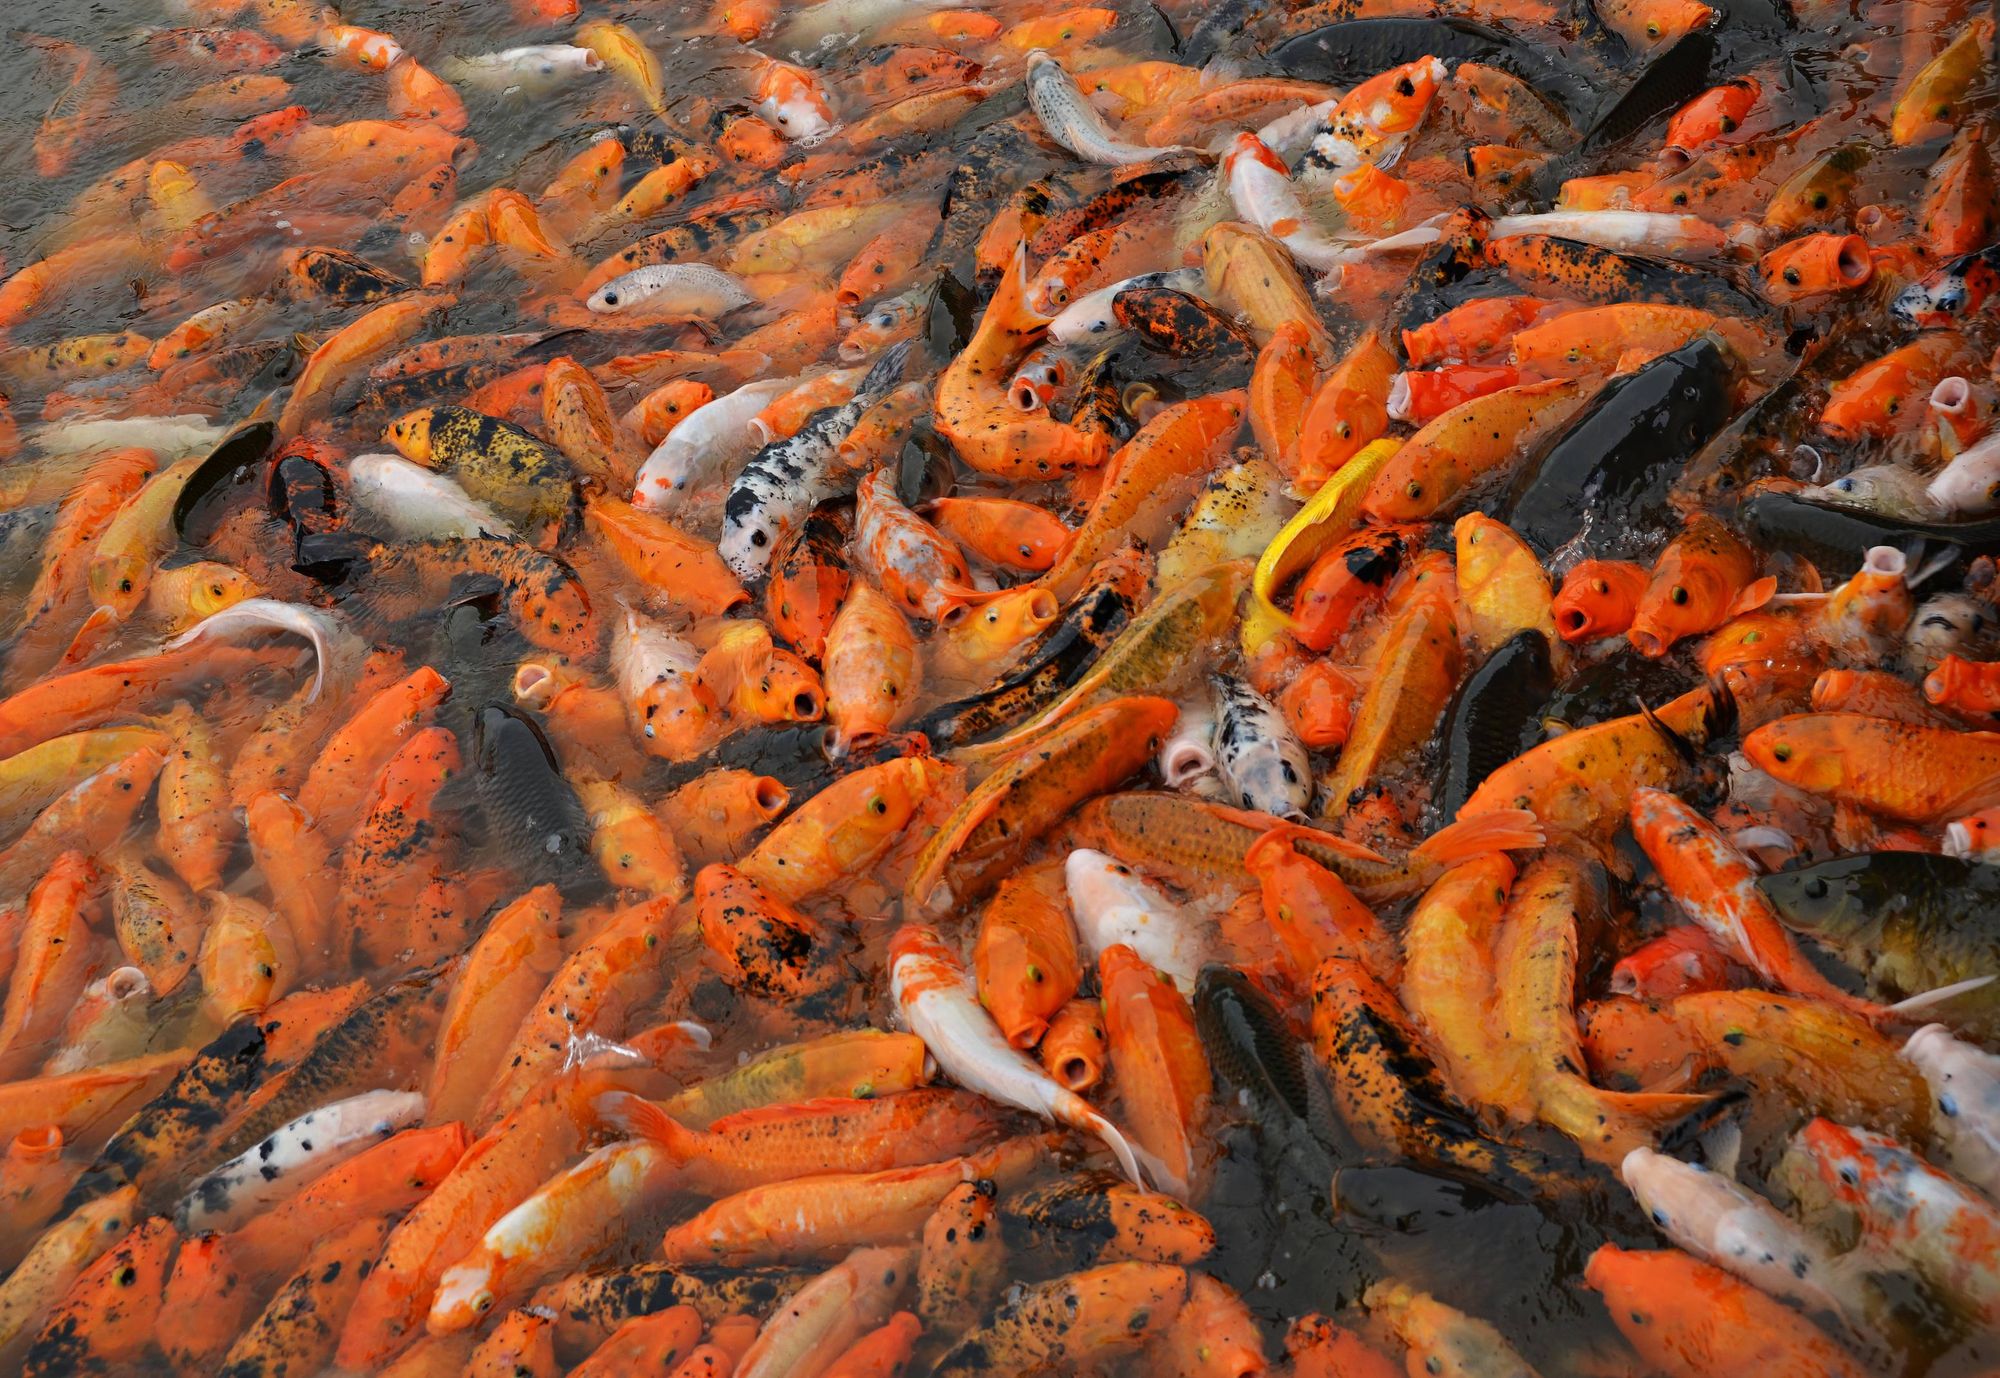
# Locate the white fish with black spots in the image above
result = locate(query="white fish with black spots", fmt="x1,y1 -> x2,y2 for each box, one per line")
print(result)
1620,1148 -> 1855,1322
1211,672 -> 1312,820
174,1089 -> 424,1232
720,342 -> 910,581
1903,1024 -> 2000,1201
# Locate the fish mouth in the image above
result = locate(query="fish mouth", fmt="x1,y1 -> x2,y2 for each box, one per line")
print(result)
1054,1055 -> 1095,1090
753,777 -> 792,818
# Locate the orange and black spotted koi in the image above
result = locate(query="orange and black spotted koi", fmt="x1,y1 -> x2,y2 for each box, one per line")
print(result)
1484,233 -> 1767,316
1112,288 -> 1259,370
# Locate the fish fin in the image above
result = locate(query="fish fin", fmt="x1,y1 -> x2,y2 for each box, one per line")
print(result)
1726,575 -> 1779,617
1638,695 -> 1699,767
1208,805 -> 1388,862
594,1089 -> 701,1162
1907,542 -> 1960,590
1080,1106 -> 1151,1189
936,581 -> 1005,608
1885,974 -> 1998,1015
1413,809 -> 1546,866
1766,591 -> 1829,605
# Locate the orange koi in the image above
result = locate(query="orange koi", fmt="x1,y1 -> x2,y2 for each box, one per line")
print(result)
1628,513 -> 1774,658
1552,559 -> 1650,641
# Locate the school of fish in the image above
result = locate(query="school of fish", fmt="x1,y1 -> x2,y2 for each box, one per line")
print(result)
6,0 -> 2000,1372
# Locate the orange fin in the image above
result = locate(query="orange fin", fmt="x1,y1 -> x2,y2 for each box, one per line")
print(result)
1726,575 -> 1778,618
1212,809 -> 1388,863
595,1090 -> 698,1160
1413,809 -> 1546,866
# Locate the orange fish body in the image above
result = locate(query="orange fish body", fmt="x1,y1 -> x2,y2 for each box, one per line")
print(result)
1037,391 -> 1246,602
1098,943 -> 1212,1198
1362,379 -> 1583,520
1744,712 -> 2000,821
922,495 -> 1070,575
1040,997 -> 1110,1090
695,864 -> 841,999
1585,1244 -> 1872,1378
823,582 -> 922,754
935,243 -> 1111,479
657,769 -> 791,866
974,863 -> 1082,1050
1820,333 -> 1976,440
739,755 -> 950,903
338,1092 -> 591,1370
586,494 -> 746,617
1249,320 -> 1319,479
1552,559 -> 1650,641
1296,330 -> 1396,490
1245,825 -> 1398,987
1627,514 -> 1774,658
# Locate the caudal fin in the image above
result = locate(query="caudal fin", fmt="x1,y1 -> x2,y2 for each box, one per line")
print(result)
1080,1107 -> 1156,1192
1416,809 -> 1546,867
595,1089 -> 700,1161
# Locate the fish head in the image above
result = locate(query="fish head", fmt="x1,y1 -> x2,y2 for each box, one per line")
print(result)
1064,848 -> 1175,926
385,406 -> 437,464
1754,858 -> 1875,941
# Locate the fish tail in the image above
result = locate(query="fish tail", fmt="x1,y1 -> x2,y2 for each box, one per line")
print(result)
1057,1094 -> 1147,1188
1415,809 -> 1546,867
595,1089 -> 701,1162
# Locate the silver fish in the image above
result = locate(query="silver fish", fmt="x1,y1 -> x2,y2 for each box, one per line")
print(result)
587,263 -> 758,315
440,44 -> 603,93
1025,50 -> 1187,164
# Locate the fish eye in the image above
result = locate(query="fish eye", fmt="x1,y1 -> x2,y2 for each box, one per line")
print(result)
1670,586 -> 1689,605
751,529 -> 768,547
1720,116 -> 1737,132
1593,579 -> 1609,594
1811,193 -> 1829,209
1804,877 -> 1828,899
1838,1165 -> 1860,1185
1833,478 -> 1856,491
1397,77 -> 1416,95
1772,743 -> 1792,761
114,1265 -> 138,1286
870,797 -> 889,815
1405,481 -> 1423,498
1783,267 -> 1801,285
